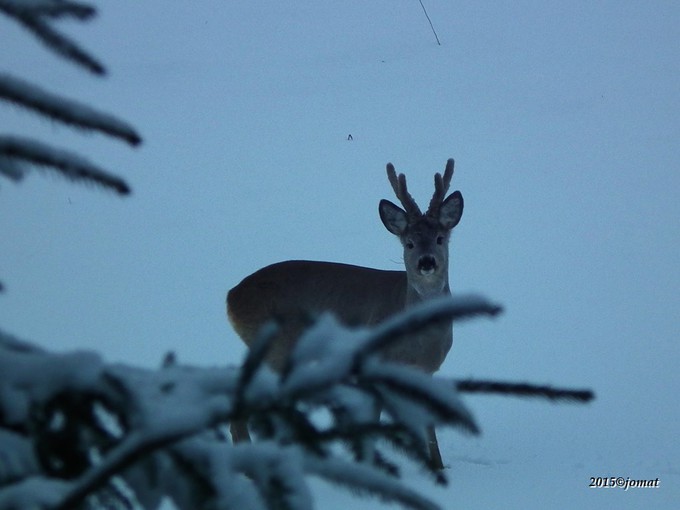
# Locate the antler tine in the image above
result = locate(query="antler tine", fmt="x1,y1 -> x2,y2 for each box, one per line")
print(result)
386,163 -> 400,196
427,159 -> 455,216
442,158 -> 454,190
385,163 -> 422,217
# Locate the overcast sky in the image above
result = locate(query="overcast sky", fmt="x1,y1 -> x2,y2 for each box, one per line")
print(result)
1,2 -> 679,508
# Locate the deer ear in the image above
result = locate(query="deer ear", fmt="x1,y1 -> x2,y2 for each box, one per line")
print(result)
379,199 -> 408,236
440,191 -> 463,230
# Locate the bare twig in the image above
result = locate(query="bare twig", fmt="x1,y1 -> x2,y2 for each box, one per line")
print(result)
418,0 -> 441,46
456,379 -> 595,402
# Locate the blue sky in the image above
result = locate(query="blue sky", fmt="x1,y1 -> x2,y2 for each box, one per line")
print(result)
1,2 -> 679,508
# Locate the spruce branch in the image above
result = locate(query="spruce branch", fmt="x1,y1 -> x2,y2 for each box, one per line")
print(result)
377,423 -> 444,482
304,455 -> 439,510
316,421 -> 437,480
0,136 -> 131,195
280,297 -> 502,404
48,367 -> 233,510
0,73 -> 141,146
367,369 -> 479,434
10,0 -> 96,20
360,295 -> 502,362
52,430 -> 177,510
1,298 -> 597,510
0,0 -> 104,74
0,154 -> 24,181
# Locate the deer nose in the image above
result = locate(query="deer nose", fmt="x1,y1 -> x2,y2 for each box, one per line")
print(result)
417,255 -> 437,275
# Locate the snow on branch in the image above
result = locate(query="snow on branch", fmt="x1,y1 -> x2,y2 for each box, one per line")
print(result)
0,298 -> 497,510
304,455 -> 439,510
281,295 -> 502,402
0,295 -> 595,510
0,136 -> 131,194
0,477 -> 72,510
363,360 -> 478,434
0,0 -> 104,74
361,295 -> 503,360
0,74 -> 141,146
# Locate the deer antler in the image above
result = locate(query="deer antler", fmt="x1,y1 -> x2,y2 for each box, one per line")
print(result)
386,163 -> 422,217
426,159 -> 454,217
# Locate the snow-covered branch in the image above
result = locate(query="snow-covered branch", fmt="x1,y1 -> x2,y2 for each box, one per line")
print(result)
0,297 -> 502,510
0,294 -> 595,510
361,295 -> 503,360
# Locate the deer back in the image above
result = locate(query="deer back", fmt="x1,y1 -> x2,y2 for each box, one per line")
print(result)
227,260 -> 406,371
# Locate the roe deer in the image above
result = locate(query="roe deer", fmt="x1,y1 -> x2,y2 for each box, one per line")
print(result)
227,159 -> 463,469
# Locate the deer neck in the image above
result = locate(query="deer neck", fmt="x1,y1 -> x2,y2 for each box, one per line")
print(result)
405,271 -> 451,308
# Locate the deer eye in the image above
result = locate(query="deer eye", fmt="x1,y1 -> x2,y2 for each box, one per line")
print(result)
406,241 -> 414,249
436,236 -> 444,245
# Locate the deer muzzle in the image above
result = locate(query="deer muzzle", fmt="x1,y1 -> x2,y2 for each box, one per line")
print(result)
417,255 -> 437,275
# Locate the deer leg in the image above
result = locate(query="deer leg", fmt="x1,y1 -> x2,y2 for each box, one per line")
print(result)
230,419 -> 251,443
427,425 -> 444,470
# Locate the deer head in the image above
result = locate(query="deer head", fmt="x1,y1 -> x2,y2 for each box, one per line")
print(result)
379,159 -> 463,298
